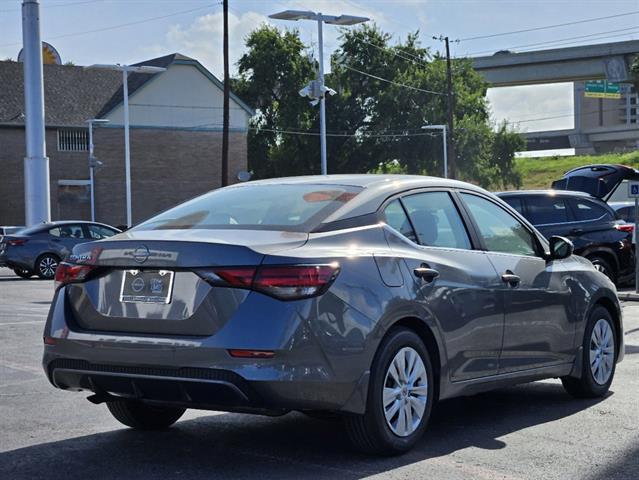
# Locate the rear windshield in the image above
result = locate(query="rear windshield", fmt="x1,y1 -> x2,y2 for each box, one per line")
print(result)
133,184 -> 363,232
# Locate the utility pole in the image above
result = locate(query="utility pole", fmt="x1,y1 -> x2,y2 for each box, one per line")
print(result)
221,0 -> 230,186
434,35 -> 456,179
21,0 -> 51,226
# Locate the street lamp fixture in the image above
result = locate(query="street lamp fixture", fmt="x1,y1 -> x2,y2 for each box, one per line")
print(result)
422,125 -> 448,178
85,118 -> 110,222
269,10 -> 369,176
84,64 -> 166,227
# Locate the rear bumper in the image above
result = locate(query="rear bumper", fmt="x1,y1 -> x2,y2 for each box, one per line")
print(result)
42,288 -> 372,414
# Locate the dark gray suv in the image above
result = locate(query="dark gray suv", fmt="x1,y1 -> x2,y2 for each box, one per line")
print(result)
43,175 -> 624,455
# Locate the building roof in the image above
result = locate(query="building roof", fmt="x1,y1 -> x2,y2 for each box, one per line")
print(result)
0,52 -> 253,128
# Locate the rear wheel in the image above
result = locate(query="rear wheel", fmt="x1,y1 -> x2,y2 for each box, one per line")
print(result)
13,268 -> 33,279
344,327 -> 434,455
588,255 -> 616,284
562,306 -> 617,398
35,253 -> 59,280
106,399 -> 185,430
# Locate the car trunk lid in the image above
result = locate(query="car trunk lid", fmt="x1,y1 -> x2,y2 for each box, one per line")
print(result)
551,164 -> 639,201
64,229 -> 307,336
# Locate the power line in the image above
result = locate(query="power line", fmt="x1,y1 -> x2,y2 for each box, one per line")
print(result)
460,10 -> 639,42
341,65 -> 446,95
513,30 -> 639,53
0,3 -> 219,48
467,25 -> 639,56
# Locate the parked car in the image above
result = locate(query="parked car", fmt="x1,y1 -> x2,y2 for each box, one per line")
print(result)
496,190 -> 634,285
43,175 -> 624,455
0,226 -> 25,236
0,221 -> 120,279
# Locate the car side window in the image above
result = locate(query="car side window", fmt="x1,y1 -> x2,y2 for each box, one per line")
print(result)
402,192 -> 471,250
59,224 -> 85,239
525,196 -> 570,225
49,227 -> 61,237
88,225 -> 117,240
502,197 -> 524,215
383,200 -> 418,243
570,199 -> 612,222
461,193 -> 537,256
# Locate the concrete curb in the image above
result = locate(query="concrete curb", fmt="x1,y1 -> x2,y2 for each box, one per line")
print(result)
617,291 -> 639,301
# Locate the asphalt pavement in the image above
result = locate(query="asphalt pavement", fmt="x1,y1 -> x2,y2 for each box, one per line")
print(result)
1,267 -> 638,480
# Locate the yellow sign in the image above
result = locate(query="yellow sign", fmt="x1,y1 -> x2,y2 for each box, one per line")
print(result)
17,42 -> 62,65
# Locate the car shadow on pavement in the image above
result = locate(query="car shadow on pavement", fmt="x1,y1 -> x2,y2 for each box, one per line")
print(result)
0,381 -> 609,480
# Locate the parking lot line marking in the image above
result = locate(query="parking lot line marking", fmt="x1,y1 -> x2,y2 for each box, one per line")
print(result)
0,320 -> 45,326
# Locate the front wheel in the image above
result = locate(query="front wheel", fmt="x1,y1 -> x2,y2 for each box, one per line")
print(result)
107,399 -> 185,430
344,327 -> 434,455
562,306 -> 617,398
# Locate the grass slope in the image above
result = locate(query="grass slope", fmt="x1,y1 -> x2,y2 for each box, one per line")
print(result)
516,151 -> 639,190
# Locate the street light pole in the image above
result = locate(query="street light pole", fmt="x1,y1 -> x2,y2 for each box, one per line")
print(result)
85,64 -> 165,227
86,119 -> 109,222
422,125 -> 448,178
269,10 -> 369,176
21,0 -> 50,226
317,15 -> 327,175
122,68 -> 132,226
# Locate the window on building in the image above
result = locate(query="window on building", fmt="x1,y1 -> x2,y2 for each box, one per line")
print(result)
57,129 -> 88,152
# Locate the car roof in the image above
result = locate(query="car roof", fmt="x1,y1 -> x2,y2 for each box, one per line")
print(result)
496,189 -> 597,199
231,174 -> 489,224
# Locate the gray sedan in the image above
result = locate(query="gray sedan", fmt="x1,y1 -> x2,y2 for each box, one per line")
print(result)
43,175 -> 623,455
0,221 -> 120,279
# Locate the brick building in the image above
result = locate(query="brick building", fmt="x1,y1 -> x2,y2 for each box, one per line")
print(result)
0,53 -> 253,226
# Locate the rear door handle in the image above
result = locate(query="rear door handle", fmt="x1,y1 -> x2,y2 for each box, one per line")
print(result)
414,264 -> 439,283
501,271 -> 520,286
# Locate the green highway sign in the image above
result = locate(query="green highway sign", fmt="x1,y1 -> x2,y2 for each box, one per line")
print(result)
584,80 -> 621,99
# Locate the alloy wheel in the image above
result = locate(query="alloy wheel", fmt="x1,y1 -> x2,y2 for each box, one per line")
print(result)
590,318 -> 615,385
382,346 -> 428,437
39,256 -> 58,278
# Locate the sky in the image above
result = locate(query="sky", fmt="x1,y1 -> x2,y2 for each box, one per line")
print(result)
1,0 -> 638,135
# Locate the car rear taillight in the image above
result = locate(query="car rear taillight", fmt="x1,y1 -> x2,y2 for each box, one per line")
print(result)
54,262 -> 96,290
615,224 -> 634,233
7,238 -> 28,246
197,264 -> 340,300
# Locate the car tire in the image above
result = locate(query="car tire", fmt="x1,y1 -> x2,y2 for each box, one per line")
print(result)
13,268 -> 33,279
344,327 -> 434,455
106,399 -> 186,430
35,253 -> 60,280
561,306 -> 617,398
588,256 -> 616,284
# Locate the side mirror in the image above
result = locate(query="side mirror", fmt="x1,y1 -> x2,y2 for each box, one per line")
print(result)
548,236 -> 574,260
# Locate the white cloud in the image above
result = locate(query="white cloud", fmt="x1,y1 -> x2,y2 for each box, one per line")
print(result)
149,10 -> 270,78
487,83 -> 574,132
149,0 -> 399,78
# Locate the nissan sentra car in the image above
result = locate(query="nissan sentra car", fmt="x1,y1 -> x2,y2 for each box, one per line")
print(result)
43,175 -> 624,455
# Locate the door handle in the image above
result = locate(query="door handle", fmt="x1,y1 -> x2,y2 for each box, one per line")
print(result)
501,271 -> 520,286
569,228 -> 583,235
414,264 -> 439,283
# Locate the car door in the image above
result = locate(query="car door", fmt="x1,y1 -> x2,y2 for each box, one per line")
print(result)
458,192 -> 574,373
382,190 -> 504,381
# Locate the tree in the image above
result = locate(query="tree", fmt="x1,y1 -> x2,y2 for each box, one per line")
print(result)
234,24 -> 523,189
